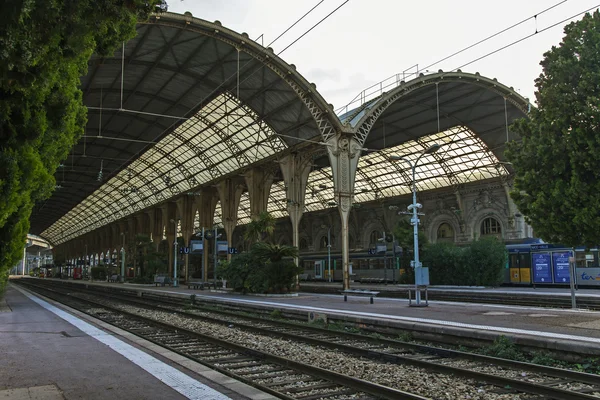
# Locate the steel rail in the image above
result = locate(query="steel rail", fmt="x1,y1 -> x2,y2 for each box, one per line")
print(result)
17,281 -> 429,400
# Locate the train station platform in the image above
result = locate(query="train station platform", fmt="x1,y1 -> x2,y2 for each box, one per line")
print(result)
10,277 -> 600,361
0,283 -> 275,400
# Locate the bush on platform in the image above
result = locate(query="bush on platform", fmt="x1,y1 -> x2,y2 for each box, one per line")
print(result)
219,212 -> 301,294
91,267 -> 107,281
422,242 -> 466,285
423,236 -> 506,286
463,236 -> 506,286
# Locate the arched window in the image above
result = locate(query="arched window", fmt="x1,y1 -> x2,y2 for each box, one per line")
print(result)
320,236 -> 329,250
369,230 -> 381,245
481,217 -> 501,236
299,238 -> 308,251
436,223 -> 454,242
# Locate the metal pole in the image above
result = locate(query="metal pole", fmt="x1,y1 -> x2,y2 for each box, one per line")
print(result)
569,250 -> 577,309
121,234 -> 125,282
85,245 -> 89,281
201,227 -> 205,281
411,163 -> 422,305
383,243 -> 387,285
213,227 -> 218,286
327,227 -> 332,283
173,220 -> 178,287
392,234 -> 396,284
22,246 -> 26,276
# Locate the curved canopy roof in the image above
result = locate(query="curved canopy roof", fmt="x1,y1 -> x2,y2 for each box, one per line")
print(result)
32,13 -> 531,246
31,12 -> 340,243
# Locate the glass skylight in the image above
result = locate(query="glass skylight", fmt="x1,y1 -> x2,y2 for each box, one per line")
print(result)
43,92 -> 287,244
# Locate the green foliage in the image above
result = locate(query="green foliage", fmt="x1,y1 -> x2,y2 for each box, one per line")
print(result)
0,0 -> 165,293
462,237 -> 506,286
0,268 -> 8,299
91,266 -> 107,281
479,336 -> 526,361
270,309 -> 282,319
243,211 -> 276,245
218,252 -> 258,293
130,276 -> 152,284
131,234 -> 166,278
422,237 -> 506,286
422,242 -> 466,285
506,11 -> 600,247
220,242 -> 301,294
393,219 -> 428,284
220,212 -> 301,294
573,358 -> 600,374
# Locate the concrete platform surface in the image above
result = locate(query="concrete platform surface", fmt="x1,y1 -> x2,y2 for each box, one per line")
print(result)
0,285 -> 275,400
26,278 -> 600,344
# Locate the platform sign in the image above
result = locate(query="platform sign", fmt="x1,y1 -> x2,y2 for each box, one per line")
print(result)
190,240 -> 203,254
532,252 -> 552,283
552,251 -> 572,283
178,246 -> 190,254
216,241 -> 228,253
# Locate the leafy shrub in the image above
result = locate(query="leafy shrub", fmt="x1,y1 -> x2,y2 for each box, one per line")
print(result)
219,242 -> 301,294
130,276 -> 152,284
91,267 -> 107,281
0,269 -> 8,300
422,242 -> 466,285
421,237 -> 506,286
463,237 -> 506,286
479,336 -> 526,361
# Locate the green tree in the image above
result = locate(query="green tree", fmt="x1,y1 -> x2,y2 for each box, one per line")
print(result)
506,10 -> 600,247
243,211 -> 276,245
0,0 -> 166,295
221,212 -> 300,293
393,218 -> 428,283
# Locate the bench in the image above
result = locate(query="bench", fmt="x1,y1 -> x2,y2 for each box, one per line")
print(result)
299,273 -> 312,281
340,289 -> 380,304
154,274 -> 172,287
187,281 -> 216,290
108,274 -> 120,283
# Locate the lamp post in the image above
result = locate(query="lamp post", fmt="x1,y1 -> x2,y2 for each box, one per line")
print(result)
390,143 -> 441,307
170,219 -> 179,287
85,244 -> 90,281
321,225 -> 332,282
120,233 -> 125,282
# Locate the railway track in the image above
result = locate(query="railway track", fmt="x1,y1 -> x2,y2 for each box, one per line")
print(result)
17,280 -> 600,400
17,281 -> 424,400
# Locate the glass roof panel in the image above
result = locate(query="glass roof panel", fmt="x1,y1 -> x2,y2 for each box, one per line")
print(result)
43,92 -> 287,244
234,125 -> 510,221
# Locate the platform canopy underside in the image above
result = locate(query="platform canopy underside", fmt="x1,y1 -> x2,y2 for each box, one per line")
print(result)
31,12 -> 339,244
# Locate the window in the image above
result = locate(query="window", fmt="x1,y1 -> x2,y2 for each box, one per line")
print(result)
436,223 -> 454,242
480,217 -> 501,236
320,236 -> 329,250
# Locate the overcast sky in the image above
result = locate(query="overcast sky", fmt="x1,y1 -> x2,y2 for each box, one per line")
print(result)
168,0 -> 599,110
